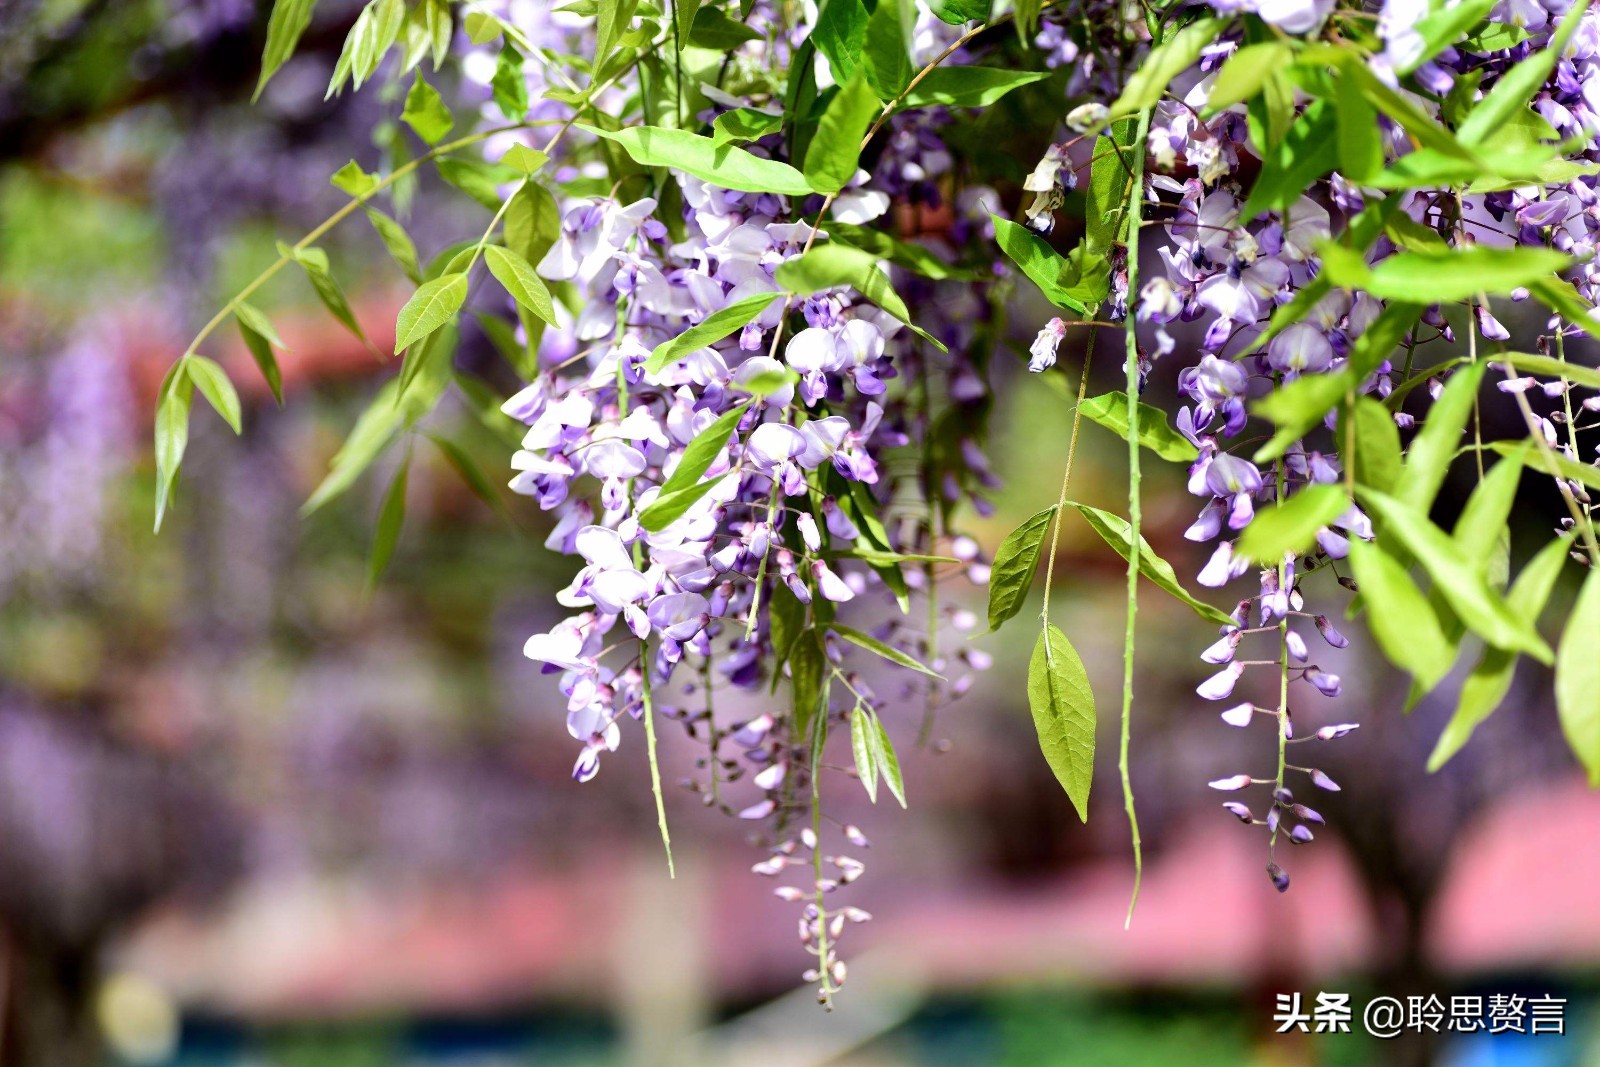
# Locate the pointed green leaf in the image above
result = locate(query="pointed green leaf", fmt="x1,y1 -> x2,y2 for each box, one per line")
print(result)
153,369 -> 194,532
1348,538 -> 1455,689
394,272 -> 468,354
861,0 -> 911,101
1078,393 -> 1198,463
366,208 -> 422,283
1028,624 -> 1095,821
255,0 -> 318,101
1558,562 -> 1600,786
238,320 -> 284,406
901,67 -> 1049,109
186,355 -> 243,434
402,75 -> 454,144
832,623 -> 942,678
484,244 -> 556,326
871,714 -> 906,807
986,505 -> 1056,633
1394,361 -> 1486,512
1111,18 -> 1222,117
1237,484 -> 1350,565
1071,503 -> 1236,626
646,293 -> 778,374
579,125 -> 815,195
369,451 -> 410,586
1429,533 -> 1570,771
776,243 -> 946,350
1361,488 -> 1552,662
1343,397 -> 1402,492
803,73 -> 879,195
850,705 -> 879,802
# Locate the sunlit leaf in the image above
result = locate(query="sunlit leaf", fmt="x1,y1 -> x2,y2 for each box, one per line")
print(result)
1028,624 -> 1095,822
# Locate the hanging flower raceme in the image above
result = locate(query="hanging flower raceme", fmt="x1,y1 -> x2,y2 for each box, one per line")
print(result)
155,0 -> 1600,1005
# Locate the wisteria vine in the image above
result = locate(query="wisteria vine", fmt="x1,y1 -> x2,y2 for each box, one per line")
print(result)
154,0 -> 1600,1003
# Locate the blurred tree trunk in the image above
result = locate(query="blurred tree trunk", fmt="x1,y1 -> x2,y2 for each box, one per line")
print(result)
0,926 -> 102,1067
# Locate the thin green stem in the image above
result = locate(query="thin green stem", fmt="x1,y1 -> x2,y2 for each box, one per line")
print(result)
1119,104 -> 1152,930
640,638 -> 675,877
1041,331 -> 1097,629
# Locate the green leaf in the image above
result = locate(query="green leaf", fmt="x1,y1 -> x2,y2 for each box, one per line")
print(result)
1402,0 -> 1498,74
425,432 -> 505,515
578,125 -> 815,195
1394,361 -> 1485,512
303,380 -> 405,515
595,0 -> 642,65
990,216 -> 1105,314
394,273 -> 468,354
901,67 -> 1049,109
1429,533 -> 1571,771
331,160 -> 379,198
1494,351 -> 1600,391
1343,397 -> 1401,492
1330,245 -> 1572,304
850,705 -> 879,802
503,182 -> 561,269
1348,538 -> 1456,689
501,144 -> 550,175
1205,42 -> 1290,114
637,403 -> 749,531
928,0 -> 989,23
1528,276 -> 1599,334
285,244 -> 369,345
402,75 -> 454,144
234,301 -> 287,350
186,354 -> 243,434
1557,563 -> 1600,786
1111,18 -> 1222,117
646,293 -> 778,374
789,629 -> 827,739
871,714 -> 907,807
1027,624 -> 1096,822
775,243 -> 947,350
368,451 -> 410,586
1335,69 -> 1382,183
688,4 -> 762,47
1253,371 -> 1352,464
484,244 -> 557,326
1459,0 -> 1591,147
491,44 -> 531,120
436,158 -> 516,211
1242,100 -> 1338,218
1237,484 -> 1349,564
986,505 -> 1055,633
832,623 -> 942,678
463,10 -> 501,43
366,209 -> 422,283
237,320 -> 284,406
861,0 -> 911,102
153,368 -> 193,532
711,108 -> 785,144
255,0 -> 318,101
1360,489 -> 1553,662
1077,393 -> 1198,463
812,0 -> 870,80
827,223 -> 977,281
1070,503 -> 1235,626
1086,119 -> 1136,255
1492,440 -> 1600,495
803,73 -> 879,195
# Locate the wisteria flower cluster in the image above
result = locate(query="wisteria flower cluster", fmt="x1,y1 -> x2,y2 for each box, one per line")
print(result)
156,0 -> 1600,1001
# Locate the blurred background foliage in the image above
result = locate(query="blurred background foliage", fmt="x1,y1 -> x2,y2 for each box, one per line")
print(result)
2,2 -> 1600,1067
